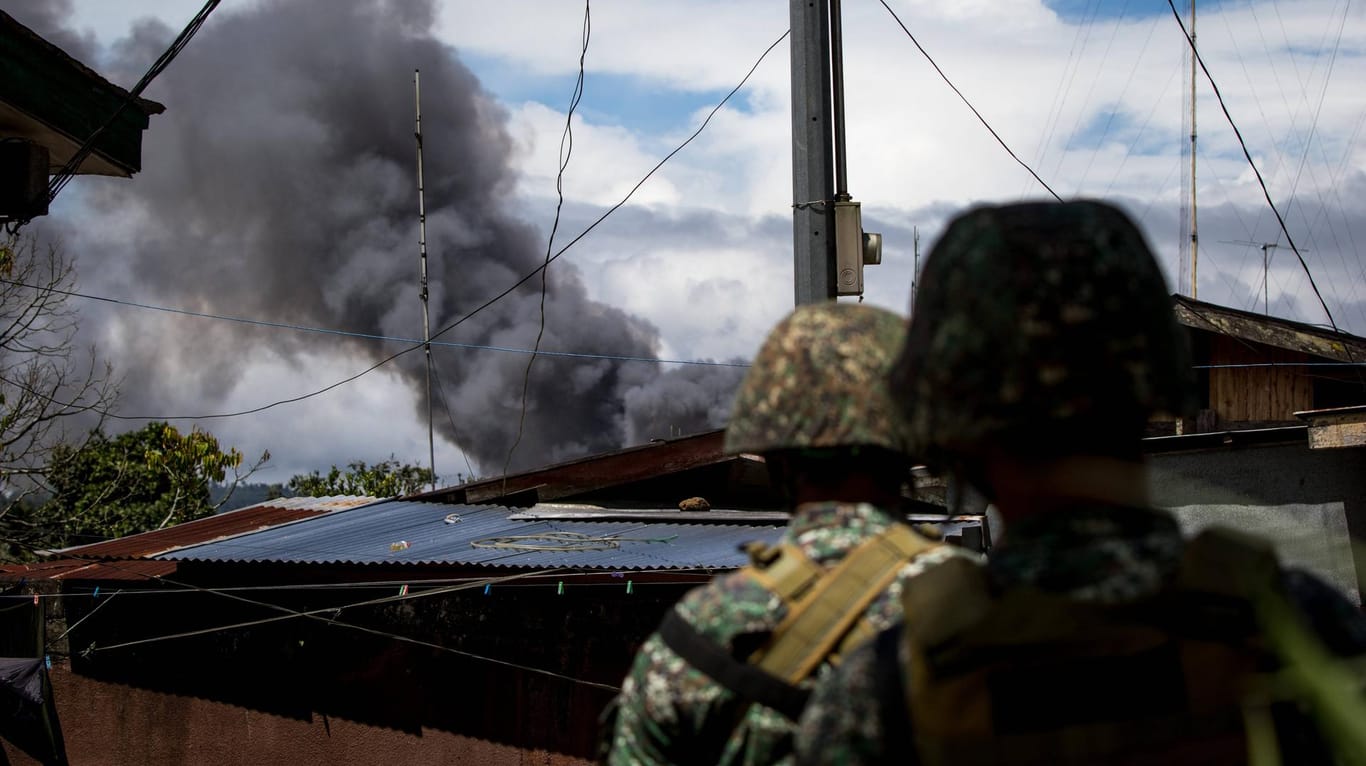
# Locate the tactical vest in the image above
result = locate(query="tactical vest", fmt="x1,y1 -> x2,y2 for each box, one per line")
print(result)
898,527 -> 1282,766
658,522 -> 941,721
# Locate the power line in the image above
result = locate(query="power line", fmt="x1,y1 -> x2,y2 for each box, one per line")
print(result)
429,358 -> 477,481
70,27 -> 789,424
77,566 -> 622,691
506,0 -> 592,480
11,543 -> 626,691
45,1 -> 222,209
876,0 -> 1062,202
0,277 -> 750,405
1165,0 -> 1341,334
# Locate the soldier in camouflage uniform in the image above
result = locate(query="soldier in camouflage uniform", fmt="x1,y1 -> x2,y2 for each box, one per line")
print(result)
796,201 -> 1366,765
604,303 -> 973,766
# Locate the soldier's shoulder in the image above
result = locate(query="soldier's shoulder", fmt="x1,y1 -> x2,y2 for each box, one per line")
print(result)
675,569 -> 784,645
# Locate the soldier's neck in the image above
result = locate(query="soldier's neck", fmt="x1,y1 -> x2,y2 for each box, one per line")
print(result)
790,473 -> 903,509
985,455 -> 1150,523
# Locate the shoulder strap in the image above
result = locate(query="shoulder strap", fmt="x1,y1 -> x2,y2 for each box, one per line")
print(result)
654,609 -> 811,721
755,524 -> 940,682
743,541 -> 825,604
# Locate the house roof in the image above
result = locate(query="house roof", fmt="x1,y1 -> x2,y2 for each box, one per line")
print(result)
1173,295 -> 1366,362
54,495 -> 377,560
0,10 -> 164,177
0,496 -> 377,583
417,429 -> 775,509
156,502 -> 784,571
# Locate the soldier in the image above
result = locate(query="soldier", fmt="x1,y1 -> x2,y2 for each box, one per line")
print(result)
603,302 -> 974,766
796,200 -> 1366,765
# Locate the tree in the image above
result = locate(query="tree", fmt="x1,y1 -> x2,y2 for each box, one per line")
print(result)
18,422 -> 267,550
287,458 -> 434,498
0,235 -> 117,554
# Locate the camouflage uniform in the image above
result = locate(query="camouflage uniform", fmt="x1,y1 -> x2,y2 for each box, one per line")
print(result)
795,201 -> 1366,765
605,303 -> 972,766
608,502 -> 967,765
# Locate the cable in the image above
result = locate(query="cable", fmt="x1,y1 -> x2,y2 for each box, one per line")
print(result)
44,1 -> 222,209
81,569 -> 621,691
876,0 -> 1062,202
19,545 -> 624,691
429,357 -> 477,481
1165,0 -> 1341,334
52,27 -> 788,424
505,0 -> 591,480
7,570 -> 725,600
0,278 -> 750,421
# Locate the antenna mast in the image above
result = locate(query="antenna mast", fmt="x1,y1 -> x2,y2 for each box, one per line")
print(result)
1188,0 -> 1198,299
911,226 -> 920,313
415,70 -> 436,491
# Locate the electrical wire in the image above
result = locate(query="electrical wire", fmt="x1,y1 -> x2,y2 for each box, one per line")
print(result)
44,1 -> 222,210
1166,0 -> 1341,334
505,0 -> 591,481
81,569 -> 622,691
428,356 -> 477,481
0,277 -> 750,421
44,27 -> 789,424
876,0 -> 1062,202
19,548 -> 625,691
6,570 -> 724,600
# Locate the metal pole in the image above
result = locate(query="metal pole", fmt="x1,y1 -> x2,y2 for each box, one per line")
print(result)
415,70 -> 436,491
1264,244 -> 1270,315
829,0 -> 850,202
911,226 -> 919,313
1189,0 -> 1198,299
790,0 -> 836,305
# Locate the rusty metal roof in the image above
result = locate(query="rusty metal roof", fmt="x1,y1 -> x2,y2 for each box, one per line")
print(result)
1,559 -> 177,582
55,495 -> 378,560
158,501 -> 783,571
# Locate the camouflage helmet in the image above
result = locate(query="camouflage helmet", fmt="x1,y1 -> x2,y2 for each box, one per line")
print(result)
724,302 -> 909,456
892,200 -> 1195,463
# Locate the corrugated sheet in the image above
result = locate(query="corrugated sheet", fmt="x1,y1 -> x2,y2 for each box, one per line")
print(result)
0,559 -> 177,582
57,496 -> 379,560
159,502 -> 784,571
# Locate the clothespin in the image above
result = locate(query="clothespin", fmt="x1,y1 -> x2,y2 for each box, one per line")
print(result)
398,584 -> 409,597
44,655 -> 51,670
92,586 -> 100,599
32,593 -> 38,605
557,581 -> 564,595
626,580 -> 633,595
483,584 -> 491,596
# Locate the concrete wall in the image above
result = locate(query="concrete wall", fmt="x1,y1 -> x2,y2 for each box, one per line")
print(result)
5,666 -> 589,766
17,578 -> 691,765
1148,438 -> 1366,602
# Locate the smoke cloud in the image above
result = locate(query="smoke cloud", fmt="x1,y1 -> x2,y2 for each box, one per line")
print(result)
27,0 -> 744,475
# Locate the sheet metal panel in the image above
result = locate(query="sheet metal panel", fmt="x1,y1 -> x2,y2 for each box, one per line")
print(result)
159,502 -> 784,571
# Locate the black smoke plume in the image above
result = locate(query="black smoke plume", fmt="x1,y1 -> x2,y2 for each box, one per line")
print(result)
23,0 -> 744,474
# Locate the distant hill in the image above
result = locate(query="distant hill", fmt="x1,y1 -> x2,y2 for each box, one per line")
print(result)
211,482 -> 290,513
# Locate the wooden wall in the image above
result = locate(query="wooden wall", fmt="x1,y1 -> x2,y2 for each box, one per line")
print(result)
1208,335 -> 1314,423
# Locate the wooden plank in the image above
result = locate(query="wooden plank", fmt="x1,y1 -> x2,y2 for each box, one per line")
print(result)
1207,335 -> 1313,423
1175,297 -> 1366,363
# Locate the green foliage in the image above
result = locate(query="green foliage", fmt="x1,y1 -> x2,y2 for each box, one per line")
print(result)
287,458 -> 434,498
33,422 -> 264,546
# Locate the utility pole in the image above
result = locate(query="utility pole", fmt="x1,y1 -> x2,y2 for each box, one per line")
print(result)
790,0 -> 881,305
790,0 -> 836,305
911,226 -> 920,313
1188,0 -> 1199,299
414,70 -> 436,492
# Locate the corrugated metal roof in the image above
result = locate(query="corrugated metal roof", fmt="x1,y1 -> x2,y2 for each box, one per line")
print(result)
57,495 -> 379,560
158,502 -> 784,571
0,559 -> 177,582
